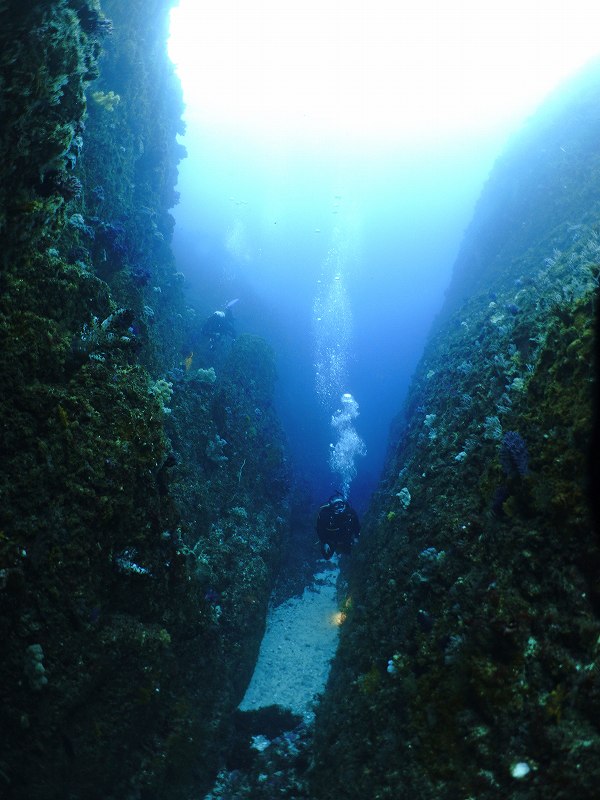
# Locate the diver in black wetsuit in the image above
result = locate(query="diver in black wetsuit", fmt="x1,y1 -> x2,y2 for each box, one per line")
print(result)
316,494 -> 360,560
201,300 -> 237,349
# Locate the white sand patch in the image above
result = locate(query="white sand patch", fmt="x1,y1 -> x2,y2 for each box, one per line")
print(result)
239,560 -> 341,721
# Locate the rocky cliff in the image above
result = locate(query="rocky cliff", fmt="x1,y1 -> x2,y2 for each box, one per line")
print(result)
0,2 -> 290,798
311,64 -> 600,800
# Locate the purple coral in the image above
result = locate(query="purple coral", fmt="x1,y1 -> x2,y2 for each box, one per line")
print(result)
500,430 -> 529,477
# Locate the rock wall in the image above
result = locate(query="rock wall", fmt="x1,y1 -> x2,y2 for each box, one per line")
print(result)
311,65 -> 600,799
0,2 -> 290,798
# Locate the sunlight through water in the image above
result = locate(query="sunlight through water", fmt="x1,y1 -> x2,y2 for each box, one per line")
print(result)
168,0 -> 600,144
167,0 -> 600,505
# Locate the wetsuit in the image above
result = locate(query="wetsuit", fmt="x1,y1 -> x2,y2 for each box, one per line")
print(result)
316,501 -> 360,559
201,309 -> 236,348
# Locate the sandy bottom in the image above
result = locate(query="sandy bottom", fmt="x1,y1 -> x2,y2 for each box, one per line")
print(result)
239,559 -> 341,721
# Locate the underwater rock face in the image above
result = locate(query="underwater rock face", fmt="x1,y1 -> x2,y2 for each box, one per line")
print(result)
0,2 -> 290,798
310,66 -> 600,798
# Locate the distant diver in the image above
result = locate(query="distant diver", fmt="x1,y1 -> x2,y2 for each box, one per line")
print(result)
316,493 -> 360,560
201,299 -> 238,349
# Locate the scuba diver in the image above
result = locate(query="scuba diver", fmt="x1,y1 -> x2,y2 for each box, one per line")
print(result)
201,299 -> 238,349
316,493 -> 360,560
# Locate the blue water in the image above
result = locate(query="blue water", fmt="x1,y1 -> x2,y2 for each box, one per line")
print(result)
171,120 -> 507,513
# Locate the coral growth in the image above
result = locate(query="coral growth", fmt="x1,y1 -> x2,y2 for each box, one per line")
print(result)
310,64 -> 600,800
0,3 -> 291,800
